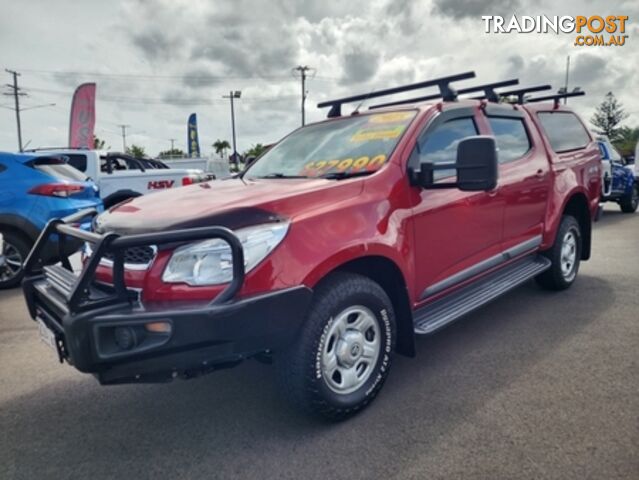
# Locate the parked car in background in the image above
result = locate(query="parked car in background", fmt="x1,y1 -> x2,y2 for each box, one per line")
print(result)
0,152 -> 103,289
160,156 -> 231,179
598,136 -> 638,213
27,149 -> 210,208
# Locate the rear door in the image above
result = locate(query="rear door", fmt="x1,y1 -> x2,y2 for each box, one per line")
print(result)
482,105 -> 550,253
410,106 -> 505,301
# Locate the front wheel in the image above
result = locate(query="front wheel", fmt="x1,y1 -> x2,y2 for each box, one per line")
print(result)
535,215 -> 582,291
619,184 -> 639,213
276,272 -> 396,421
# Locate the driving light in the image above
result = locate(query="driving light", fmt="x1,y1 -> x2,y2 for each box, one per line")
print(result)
162,222 -> 289,286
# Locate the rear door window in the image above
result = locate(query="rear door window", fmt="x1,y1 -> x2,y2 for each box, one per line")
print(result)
65,154 -> 88,172
487,117 -> 531,163
537,112 -> 590,153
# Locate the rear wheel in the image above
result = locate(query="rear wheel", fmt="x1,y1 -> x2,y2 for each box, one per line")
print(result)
0,231 -> 31,289
535,215 -> 581,291
276,272 -> 396,420
619,184 -> 639,213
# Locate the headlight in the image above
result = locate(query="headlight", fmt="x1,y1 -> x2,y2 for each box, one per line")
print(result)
162,222 -> 289,286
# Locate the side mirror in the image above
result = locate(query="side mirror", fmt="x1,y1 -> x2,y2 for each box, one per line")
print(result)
418,136 -> 498,191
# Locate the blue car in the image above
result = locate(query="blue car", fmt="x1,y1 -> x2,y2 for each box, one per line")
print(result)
0,152 -> 103,288
598,137 -> 639,213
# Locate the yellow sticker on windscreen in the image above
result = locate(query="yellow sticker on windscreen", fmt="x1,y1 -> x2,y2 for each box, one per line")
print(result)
351,125 -> 405,142
368,112 -> 415,124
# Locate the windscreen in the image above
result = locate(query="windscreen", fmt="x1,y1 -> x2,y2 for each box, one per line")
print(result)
245,111 -> 417,179
32,157 -> 88,181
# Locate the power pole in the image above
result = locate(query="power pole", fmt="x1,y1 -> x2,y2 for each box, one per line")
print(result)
4,69 -> 26,151
293,65 -> 314,126
169,138 -> 176,150
118,124 -> 131,151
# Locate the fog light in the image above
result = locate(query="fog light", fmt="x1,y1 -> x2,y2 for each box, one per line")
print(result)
114,327 -> 137,350
145,321 -> 172,334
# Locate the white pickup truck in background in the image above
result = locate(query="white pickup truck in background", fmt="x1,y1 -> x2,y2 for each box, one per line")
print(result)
160,156 -> 231,179
29,149 -> 209,208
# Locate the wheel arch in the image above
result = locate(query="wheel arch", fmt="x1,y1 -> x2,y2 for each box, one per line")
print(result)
318,255 -> 415,358
560,192 -> 592,260
0,214 -> 40,243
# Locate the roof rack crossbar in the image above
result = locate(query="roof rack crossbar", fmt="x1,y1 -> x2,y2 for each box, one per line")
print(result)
526,91 -> 585,107
317,71 -> 476,118
488,84 -> 553,104
369,78 -> 520,109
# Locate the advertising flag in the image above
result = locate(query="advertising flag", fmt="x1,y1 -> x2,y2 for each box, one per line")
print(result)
188,113 -> 201,157
68,83 -> 96,148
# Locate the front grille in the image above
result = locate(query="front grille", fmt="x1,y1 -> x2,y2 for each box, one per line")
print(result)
103,246 -> 156,266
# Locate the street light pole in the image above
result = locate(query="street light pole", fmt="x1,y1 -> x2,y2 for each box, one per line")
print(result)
223,90 -> 241,165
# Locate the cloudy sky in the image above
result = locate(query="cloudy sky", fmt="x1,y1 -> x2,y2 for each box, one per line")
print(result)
1,0 -> 637,156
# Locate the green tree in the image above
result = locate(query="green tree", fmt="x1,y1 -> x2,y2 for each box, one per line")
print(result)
590,92 -> 629,141
158,148 -> 186,159
243,143 -> 268,158
126,144 -> 146,158
212,139 -> 231,158
612,126 -> 639,157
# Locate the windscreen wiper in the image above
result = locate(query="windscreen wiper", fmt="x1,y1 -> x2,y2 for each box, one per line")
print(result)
320,170 -> 375,180
257,173 -> 309,179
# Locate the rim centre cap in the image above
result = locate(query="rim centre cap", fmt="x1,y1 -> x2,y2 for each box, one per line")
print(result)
335,331 -> 365,367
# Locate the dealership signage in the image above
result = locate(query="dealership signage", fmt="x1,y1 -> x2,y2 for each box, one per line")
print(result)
481,15 -> 629,46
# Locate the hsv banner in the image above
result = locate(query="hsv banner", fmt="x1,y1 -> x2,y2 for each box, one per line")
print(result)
68,83 -> 96,149
188,113 -> 201,157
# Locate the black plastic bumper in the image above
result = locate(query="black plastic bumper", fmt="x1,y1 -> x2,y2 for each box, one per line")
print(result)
22,208 -> 311,384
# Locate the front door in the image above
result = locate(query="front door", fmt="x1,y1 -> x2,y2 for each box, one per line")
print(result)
409,106 -> 504,302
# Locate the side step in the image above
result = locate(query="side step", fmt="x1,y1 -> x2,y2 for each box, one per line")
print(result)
413,255 -> 551,335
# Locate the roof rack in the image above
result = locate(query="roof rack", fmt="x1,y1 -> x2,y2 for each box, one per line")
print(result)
526,91 -> 585,107
317,71 -> 476,118
483,84 -> 553,104
369,78 -> 520,109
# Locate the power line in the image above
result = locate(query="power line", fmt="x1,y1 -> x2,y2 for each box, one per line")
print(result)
22,85 -> 299,106
16,68 -> 339,82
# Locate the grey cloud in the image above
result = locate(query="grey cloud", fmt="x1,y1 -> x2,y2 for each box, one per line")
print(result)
131,29 -> 182,62
432,0 -> 522,19
340,46 -> 381,85
182,67 -> 221,89
384,0 -> 421,34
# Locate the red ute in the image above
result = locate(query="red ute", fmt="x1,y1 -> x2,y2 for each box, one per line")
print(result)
23,72 -> 601,420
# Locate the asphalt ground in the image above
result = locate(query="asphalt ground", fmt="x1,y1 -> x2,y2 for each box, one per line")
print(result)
1,204 -> 637,480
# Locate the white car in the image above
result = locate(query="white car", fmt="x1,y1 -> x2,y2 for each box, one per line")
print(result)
30,149 -> 208,208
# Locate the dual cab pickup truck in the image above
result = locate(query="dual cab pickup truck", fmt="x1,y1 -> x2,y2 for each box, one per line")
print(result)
23,72 -> 601,420
28,149 -> 209,208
